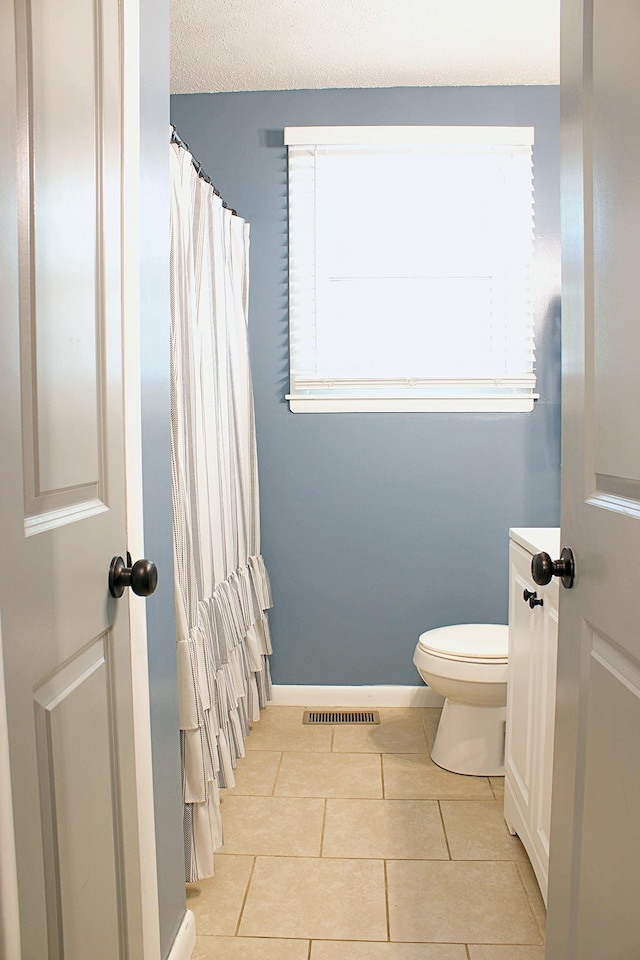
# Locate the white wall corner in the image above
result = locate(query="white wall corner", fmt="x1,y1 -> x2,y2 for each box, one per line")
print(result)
269,684 -> 444,708
166,909 -> 196,960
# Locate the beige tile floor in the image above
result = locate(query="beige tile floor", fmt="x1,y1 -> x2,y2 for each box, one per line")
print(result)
187,706 -> 546,960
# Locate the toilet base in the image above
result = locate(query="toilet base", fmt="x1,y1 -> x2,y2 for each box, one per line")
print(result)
431,699 -> 506,776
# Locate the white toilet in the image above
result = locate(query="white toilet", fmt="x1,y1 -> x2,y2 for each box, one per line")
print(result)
413,623 -> 509,776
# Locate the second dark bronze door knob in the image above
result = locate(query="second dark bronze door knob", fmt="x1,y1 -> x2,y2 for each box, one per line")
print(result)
531,547 -> 575,589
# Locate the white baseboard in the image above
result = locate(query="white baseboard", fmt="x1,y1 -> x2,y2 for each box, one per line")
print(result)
270,684 -> 444,708
167,909 -> 196,960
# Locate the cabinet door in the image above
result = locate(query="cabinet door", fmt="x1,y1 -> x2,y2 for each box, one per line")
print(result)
505,542 -> 538,813
531,583 -> 559,885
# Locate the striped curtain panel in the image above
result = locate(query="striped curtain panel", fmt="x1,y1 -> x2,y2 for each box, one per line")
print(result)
169,139 -> 273,882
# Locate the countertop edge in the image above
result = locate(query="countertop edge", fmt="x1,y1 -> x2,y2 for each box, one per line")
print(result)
509,526 -> 561,558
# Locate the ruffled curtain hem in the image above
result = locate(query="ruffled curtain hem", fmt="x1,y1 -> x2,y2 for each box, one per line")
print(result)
180,555 -> 273,882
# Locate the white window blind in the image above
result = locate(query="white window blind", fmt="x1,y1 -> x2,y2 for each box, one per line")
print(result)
285,126 -> 537,413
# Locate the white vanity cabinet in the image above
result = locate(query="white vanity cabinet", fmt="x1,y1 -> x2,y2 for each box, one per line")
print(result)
504,527 -> 560,906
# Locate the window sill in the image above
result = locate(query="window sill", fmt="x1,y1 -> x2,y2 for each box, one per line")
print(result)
286,395 -> 537,413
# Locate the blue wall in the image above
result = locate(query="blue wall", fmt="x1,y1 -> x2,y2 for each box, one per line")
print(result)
170,86 -> 561,686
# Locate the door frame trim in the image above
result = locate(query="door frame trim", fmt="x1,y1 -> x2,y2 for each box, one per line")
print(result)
122,0 -> 162,953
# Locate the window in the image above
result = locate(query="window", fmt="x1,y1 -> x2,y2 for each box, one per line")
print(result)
285,126 -> 536,413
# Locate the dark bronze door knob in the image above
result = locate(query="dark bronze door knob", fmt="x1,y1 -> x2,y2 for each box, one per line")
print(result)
531,547 -> 575,589
109,554 -> 158,598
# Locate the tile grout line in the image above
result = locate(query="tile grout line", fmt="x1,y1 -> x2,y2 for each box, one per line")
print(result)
230,856 -> 486,869
382,742 -> 392,942
319,798 -> 328,857
272,750 -> 285,796
437,800 -> 453,860
465,944 -> 472,959
233,855 -> 257,938
383,857 -> 391,942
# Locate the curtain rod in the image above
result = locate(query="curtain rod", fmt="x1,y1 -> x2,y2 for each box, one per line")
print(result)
170,124 -> 238,217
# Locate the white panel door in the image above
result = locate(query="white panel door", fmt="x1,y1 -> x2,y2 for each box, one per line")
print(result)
547,0 -> 640,956
0,0 -> 149,957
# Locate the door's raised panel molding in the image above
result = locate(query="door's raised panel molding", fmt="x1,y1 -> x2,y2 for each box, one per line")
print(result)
18,0 -> 109,521
33,633 -> 122,957
24,497 -> 108,537
588,474 -> 640,519
270,684 -> 444,707
591,631 -> 640,698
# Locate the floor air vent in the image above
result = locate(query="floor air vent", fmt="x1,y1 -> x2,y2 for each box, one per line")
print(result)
302,710 -> 380,725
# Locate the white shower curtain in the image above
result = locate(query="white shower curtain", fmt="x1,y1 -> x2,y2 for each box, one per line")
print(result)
169,138 -> 273,882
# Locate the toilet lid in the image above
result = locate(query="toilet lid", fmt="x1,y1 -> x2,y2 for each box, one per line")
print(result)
418,623 -> 508,662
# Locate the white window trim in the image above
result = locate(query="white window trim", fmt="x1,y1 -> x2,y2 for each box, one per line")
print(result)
287,396 -> 536,414
285,125 -> 537,414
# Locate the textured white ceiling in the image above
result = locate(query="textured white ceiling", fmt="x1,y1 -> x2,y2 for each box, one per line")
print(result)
170,0 -> 560,95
